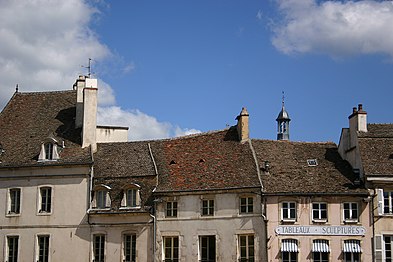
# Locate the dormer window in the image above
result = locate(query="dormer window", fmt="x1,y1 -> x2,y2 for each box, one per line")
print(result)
38,138 -> 61,161
121,184 -> 141,209
92,185 -> 111,209
45,143 -> 53,160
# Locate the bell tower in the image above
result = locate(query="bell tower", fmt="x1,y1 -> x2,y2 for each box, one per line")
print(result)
276,93 -> 291,141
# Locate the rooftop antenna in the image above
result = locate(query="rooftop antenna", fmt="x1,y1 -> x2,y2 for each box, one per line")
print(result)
15,84 -> 19,93
81,58 -> 93,78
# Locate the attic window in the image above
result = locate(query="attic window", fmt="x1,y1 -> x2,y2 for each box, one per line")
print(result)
38,141 -> 60,161
307,159 -> 318,166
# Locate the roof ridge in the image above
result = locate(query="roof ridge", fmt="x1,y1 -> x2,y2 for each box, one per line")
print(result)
251,138 -> 336,145
17,89 -> 75,95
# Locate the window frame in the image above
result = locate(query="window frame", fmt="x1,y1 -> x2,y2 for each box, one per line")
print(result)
238,234 -> 255,262
201,199 -> 214,217
343,240 -> 361,262
312,202 -> 328,222
6,235 -> 19,262
37,186 -> 52,215
93,234 -> 106,262
312,239 -> 329,262
36,234 -> 50,262
199,235 -> 216,262
343,202 -> 359,223
7,188 -> 21,216
281,239 -> 298,262
163,236 -> 179,262
166,201 -> 178,218
281,201 -> 297,222
240,197 -> 254,214
92,185 -> 111,210
123,233 -> 136,262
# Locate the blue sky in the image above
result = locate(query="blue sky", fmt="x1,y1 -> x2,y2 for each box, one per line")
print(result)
0,0 -> 392,142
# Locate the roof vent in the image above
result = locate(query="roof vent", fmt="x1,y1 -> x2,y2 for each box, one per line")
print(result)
170,160 -> 177,165
307,159 -> 318,166
199,159 -> 205,163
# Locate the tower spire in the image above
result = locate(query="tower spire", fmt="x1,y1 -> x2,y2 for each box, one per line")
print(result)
276,93 -> 291,141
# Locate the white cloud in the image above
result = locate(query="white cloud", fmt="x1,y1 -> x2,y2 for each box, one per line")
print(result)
271,0 -> 393,58
97,106 -> 201,141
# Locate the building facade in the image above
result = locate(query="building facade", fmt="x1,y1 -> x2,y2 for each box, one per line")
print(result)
339,104 -> 393,262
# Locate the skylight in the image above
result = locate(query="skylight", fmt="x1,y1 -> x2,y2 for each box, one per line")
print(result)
307,159 -> 318,166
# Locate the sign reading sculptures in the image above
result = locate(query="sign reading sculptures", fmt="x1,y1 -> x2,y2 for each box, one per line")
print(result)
275,226 -> 365,236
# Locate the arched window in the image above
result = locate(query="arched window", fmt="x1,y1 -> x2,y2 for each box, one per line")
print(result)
121,184 -> 141,209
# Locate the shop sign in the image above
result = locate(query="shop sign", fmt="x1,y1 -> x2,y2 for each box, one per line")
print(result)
275,225 -> 365,236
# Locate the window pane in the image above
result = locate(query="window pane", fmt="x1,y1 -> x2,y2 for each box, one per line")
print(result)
8,236 -> 19,262
10,189 -> 21,214
94,235 -> 105,262
38,235 -> 50,262
40,188 -> 51,213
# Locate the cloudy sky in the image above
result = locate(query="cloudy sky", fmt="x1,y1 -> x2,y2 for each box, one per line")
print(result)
0,0 -> 392,142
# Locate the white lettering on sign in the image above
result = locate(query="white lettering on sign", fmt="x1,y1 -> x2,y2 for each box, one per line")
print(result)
275,226 -> 365,236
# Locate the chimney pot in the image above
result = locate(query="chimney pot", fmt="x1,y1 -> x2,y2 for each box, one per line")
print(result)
352,107 -> 357,114
358,104 -> 363,111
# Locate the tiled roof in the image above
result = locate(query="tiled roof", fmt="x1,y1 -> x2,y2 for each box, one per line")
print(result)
153,127 -> 261,193
252,139 -> 367,194
358,124 -> 393,176
93,141 -> 159,211
0,91 -> 91,168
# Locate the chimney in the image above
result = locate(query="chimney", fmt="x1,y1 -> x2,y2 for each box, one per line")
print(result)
348,104 -> 367,148
74,76 -> 98,152
236,107 -> 249,142
75,75 -> 86,128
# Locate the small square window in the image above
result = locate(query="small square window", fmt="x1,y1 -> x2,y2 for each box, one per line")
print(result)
343,202 -> 358,222
166,201 -> 178,217
202,199 -> 214,216
312,202 -> 327,222
240,197 -> 253,214
281,202 -> 296,221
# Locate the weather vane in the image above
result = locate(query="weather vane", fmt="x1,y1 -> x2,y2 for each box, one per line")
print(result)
282,91 -> 285,107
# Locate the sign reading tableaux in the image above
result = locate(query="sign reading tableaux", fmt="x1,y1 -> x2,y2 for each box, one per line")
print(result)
275,226 -> 366,236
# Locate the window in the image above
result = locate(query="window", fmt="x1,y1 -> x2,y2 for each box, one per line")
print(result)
384,236 -> 393,262
312,203 -> 327,222
7,236 -> 19,262
240,197 -> 253,214
37,235 -> 50,262
384,191 -> 393,214
93,189 -> 111,210
93,234 -> 105,262
312,239 -> 329,262
202,199 -> 214,216
281,239 -> 298,262
343,203 -> 358,222
343,240 -> 361,262
123,188 -> 140,208
281,202 -> 296,221
163,236 -> 179,262
45,143 -> 53,160
199,236 -> 216,262
307,159 -> 318,166
8,188 -> 21,215
238,235 -> 254,262
123,234 -> 136,262
166,201 -> 178,217
39,187 -> 52,213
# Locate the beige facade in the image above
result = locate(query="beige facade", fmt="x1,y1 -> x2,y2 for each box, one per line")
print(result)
0,165 -> 91,262
155,191 -> 266,261
265,195 -> 372,261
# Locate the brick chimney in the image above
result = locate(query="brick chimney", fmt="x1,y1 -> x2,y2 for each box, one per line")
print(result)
236,107 -> 249,142
74,76 -> 98,152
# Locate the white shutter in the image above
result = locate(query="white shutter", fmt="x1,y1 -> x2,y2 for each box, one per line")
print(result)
121,190 -> 126,207
38,144 -> 45,160
105,192 -> 111,208
52,144 -> 59,159
377,189 -> 384,216
374,235 -> 383,262
91,191 -> 97,208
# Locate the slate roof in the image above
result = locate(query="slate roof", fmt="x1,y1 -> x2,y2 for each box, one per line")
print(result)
252,139 -> 367,195
0,90 -> 91,168
358,124 -> 393,176
92,141 -> 159,212
153,126 -> 261,193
